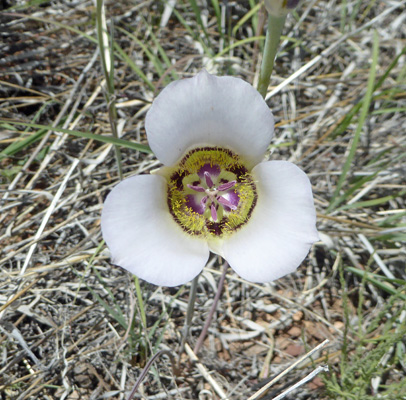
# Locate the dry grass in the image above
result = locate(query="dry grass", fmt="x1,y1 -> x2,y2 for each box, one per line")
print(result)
1,0 -> 405,399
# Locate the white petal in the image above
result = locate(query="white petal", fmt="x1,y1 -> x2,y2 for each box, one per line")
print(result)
222,161 -> 318,283
145,70 -> 274,168
101,174 -> 209,286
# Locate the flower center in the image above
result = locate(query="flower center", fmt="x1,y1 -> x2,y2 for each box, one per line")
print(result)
166,147 -> 257,238
186,169 -> 238,222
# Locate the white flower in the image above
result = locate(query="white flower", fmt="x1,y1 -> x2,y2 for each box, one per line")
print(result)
101,71 -> 318,287
264,0 -> 300,17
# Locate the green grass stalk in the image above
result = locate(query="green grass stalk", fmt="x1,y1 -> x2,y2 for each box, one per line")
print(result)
1,120 -> 152,153
327,31 -> 380,212
134,276 -> 147,328
96,0 -> 123,180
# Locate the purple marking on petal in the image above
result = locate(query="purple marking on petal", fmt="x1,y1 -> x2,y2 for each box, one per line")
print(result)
204,171 -> 214,188
217,195 -> 238,210
227,191 -> 240,207
185,194 -> 206,214
197,163 -> 221,179
217,180 -> 236,191
187,183 -> 205,192
211,203 -> 217,221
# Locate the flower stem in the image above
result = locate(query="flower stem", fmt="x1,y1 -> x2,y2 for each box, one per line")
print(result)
193,262 -> 228,355
178,274 -> 199,365
257,14 -> 287,98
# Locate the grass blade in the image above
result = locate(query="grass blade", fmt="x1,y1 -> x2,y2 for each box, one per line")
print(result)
346,266 -> 406,300
327,31 -> 380,212
1,120 -> 152,154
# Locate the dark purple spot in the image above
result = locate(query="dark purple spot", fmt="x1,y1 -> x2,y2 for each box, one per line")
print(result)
170,170 -> 187,190
197,163 -> 220,179
227,190 -> 240,207
185,194 -> 205,215
207,220 -> 227,235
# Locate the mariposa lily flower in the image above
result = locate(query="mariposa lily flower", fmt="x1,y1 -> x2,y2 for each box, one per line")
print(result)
264,0 -> 300,17
101,71 -> 318,287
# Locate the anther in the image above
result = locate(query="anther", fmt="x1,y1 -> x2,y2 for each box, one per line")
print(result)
217,196 -> 238,210
217,180 -> 236,191
210,203 -> 218,221
204,171 -> 214,188
187,184 -> 205,192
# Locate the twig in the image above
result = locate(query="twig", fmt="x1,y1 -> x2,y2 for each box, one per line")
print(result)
126,350 -> 178,400
20,158 -> 80,276
184,343 -> 228,399
0,51 -> 98,203
271,365 -> 329,400
0,211 -> 84,266
0,159 -> 79,321
247,339 -> 330,400
358,234 -> 395,279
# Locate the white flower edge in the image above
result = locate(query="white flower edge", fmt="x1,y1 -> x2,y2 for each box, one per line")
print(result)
221,160 -> 319,283
101,174 -> 210,287
145,70 -> 275,169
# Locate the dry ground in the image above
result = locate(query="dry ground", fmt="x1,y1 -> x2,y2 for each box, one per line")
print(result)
0,0 -> 405,399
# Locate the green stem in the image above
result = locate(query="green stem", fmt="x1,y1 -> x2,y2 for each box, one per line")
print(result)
257,14 -> 287,98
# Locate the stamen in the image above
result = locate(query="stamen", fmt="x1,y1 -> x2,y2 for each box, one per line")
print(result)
187,184 -> 205,192
217,180 -> 236,191
204,171 -> 214,188
167,147 -> 257,237
201,196 -> 208,208
211,203 -> 217,221
217,196 -> 238,210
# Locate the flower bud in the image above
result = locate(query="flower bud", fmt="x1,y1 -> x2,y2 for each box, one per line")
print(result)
264,0 -> 300,17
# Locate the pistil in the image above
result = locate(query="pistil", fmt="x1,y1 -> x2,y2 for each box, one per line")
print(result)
186,169 -> 238,221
